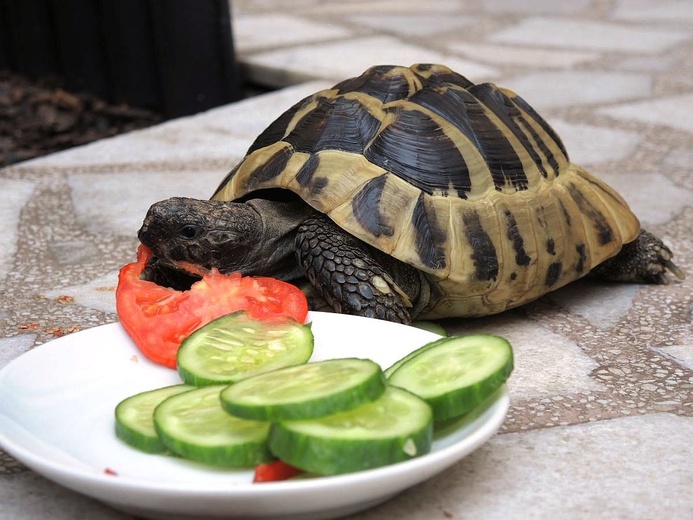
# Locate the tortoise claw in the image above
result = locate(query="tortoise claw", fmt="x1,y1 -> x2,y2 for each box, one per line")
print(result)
665,259 -> 686,281
647,237 -> 685,283
591,229 -> 685,284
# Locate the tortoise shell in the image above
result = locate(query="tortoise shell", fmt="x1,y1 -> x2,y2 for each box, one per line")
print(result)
212,64 -> 640,318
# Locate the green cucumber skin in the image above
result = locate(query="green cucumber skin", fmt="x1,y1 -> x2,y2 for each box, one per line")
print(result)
220,359 -> 387,422
176,311 -> 314,386
268,388 -> 433,475
411,321 -> 447,337
115,419 -> 166,454
153,385 -> 274,468
114,384 -> 195,454
269,425 -> 432,475
156,430 -> 274,468
388,334 -> 513,422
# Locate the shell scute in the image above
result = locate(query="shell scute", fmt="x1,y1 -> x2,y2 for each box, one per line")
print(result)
350,174 -> 394,238
288,150 -> 385,213
410,85 -> 529,194
364,104 -> 473,199
334,64 -> 422,103
284,95 -> 381,154
411,192 -> 448,271
411,63 -> 474,89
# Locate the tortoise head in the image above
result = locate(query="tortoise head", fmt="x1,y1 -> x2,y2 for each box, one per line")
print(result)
137,197 -> 263,276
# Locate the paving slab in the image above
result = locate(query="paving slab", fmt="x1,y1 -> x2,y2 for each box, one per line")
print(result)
612,0 -> 693,22
480,0 -> 593,14
447,42 -> 600,69
243,35 -> 499,87
233,14 -> 353,53
549,120 -> 642,165
490,17 -> 691,53
505,70 -> 652,109
345,13 -> 477,37
67,169 -> 225,236
1,179 -> 35,281
599,93 -> 693,133
656,345 -> 693,371
546,280 -> 639,329
594,171 -> 693,226
292,0 -> 463,15
0,334 -> 35,368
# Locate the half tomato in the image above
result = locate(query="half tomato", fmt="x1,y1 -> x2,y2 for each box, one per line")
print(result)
116,245 -> 309,368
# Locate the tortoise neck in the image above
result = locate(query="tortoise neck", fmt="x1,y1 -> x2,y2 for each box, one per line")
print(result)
245,198 -> 315,281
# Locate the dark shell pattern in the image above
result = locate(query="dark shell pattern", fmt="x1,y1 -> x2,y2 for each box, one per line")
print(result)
212,64 -> 640,318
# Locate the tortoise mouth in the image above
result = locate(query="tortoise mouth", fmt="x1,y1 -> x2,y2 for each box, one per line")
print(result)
141,254 -> 202,291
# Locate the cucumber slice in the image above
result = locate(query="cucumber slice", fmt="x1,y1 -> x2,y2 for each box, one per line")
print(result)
153,385 -> 273,467
387,334 -> 513,421
383,336 -> 449,378
115,384 -> 195,453
220,358 -> 386,421
177,311 -> 313,386
269,386 -> 433,475
411,320 -> 447,337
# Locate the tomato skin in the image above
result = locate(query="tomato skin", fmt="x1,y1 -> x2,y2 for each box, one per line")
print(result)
253,460 -> 303,483
116,246 -> 309,368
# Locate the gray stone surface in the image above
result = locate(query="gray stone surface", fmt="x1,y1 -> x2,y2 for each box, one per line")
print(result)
447,42 -> 599,69
489,17 -> 690,53
350,414 -> 693,520
595,171 -> 693,226
613,0 -> 693,22
505,71 -> 652,109
245,36 -> 498,86
234,14 -> 353,53
1,179 -> 35,281
480,0 -> 593,14
546,281 -> 639,329
0,334 -> 35,368
550,120 -> 642,165
346,13 -> 477,37
67,170 -> 224,236
599,93 -> 693,133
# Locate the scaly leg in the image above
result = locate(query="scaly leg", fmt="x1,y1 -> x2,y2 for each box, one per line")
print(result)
295,214 -> 422,324
591,229 -> 685,284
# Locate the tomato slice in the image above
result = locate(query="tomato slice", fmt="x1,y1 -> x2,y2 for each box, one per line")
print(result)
253,460 -> 303,483
116,245 -> 309,368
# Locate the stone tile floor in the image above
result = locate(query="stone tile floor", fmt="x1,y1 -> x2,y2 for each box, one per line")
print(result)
1,0 -> 692,518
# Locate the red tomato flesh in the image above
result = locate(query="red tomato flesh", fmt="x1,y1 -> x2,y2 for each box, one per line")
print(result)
116,245 -> 309,368
253,460 -> 303,483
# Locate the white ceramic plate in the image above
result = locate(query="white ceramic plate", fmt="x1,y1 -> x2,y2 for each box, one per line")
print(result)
0,312 -> 509,520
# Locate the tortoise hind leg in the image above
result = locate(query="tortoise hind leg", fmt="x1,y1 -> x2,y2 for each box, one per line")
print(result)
591,229 -> 685,284
295,214 -> 420,324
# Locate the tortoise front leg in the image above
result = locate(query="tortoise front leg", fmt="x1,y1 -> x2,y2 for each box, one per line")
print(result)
295,214 -> 418,324
591,229 -> 685,284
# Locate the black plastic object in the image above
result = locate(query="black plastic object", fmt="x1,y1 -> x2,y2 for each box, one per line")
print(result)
1,0 -> 242,118
2,0 -> 60,78
150,0 -> 241,118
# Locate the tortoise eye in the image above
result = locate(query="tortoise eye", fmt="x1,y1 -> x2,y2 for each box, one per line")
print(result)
179,225 -> 200,240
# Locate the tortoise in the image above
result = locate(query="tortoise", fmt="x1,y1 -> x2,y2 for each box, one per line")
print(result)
137,63 -> 684,324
